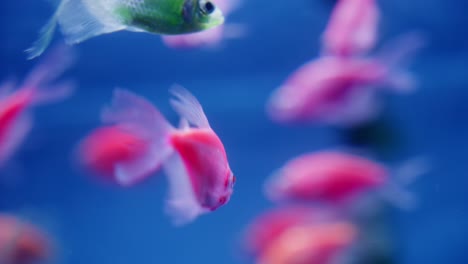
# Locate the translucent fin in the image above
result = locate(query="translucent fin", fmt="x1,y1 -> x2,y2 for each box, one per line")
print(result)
376,32 -> 426,93
25,14 -> 58,60
49,0 -> 125,46
377,156 -> 430,210
22,45 -> 76,105
323,87 -> 381,127
31,81 -> 75,105
178,118 -> 190,129
0,78 -> 17,99
101,89 -> 172,137
0,115 -> 32,167
102,89 -> 174,186
169,85 -> 210,128
114,142 -> 172,186
163,153 -> 206,226
23,44 -> 75,90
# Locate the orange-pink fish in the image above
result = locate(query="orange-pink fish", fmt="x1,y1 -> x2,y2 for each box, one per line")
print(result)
242,207 -> 356,264
257,222 -> 357,264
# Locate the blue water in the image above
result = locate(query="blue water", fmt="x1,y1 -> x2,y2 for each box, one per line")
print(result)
1,0 -> 468,263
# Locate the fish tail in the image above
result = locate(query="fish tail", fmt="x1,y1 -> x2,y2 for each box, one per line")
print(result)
23,45 -> 76,105
378,156 -> 431,210
376,31 -> 427,93
27,0 -> 126,59
25,7 -> 60,60
101,89 -> 175,186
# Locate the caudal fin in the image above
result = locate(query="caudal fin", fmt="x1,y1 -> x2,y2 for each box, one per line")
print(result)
26,0 -> 126,59
101,89 -> 174,186
375,32 -> 427,93
26,15 -> 58,60
22,45 -> 76,105
378,156 -> 430,210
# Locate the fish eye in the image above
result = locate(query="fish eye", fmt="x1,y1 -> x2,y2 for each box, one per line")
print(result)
200,1 -> 215,15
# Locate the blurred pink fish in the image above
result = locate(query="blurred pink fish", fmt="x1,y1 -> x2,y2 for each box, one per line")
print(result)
322,0 -> 380,57
243,206 -> 325,257
242,206 -> 356,264
99,86 -> 235,224
0,46 -> 74,167
257,221 -> 357,264
162,0 -> 245,49
265,151 -> 427,209
0,214 -> 53,264
266,33 -> 425,126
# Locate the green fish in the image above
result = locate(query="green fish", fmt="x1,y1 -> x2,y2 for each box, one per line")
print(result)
26,0 -> 225,59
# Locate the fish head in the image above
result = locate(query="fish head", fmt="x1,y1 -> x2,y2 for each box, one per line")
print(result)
204,166 -> 235,211
185,0 -> 225,31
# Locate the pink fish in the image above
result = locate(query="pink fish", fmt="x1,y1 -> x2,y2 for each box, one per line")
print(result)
243,206 -> 325,257
99,86 -> 235,224
257,221 -> 357,264
264,151 -> 427,209
161,0 -> 245,49
242,206 -> 356,264
266,34 -> 425,126
0,214 -> 53,264
0,46 -> 74,167
322,0 -> 380,57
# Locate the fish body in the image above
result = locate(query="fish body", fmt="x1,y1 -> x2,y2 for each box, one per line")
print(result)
243,207 -> 321,257
170,128 -> 232,210
26,0 -> 225,59
94,86 -> 235,224
258,222 -> 357,264
264,151 -> 388,203
243,207 -> 356,264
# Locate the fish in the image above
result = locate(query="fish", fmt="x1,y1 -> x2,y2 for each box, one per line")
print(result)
161,0 -> 245,49
243,206 -> 329,257
0,46 -> 75,167
26,0 -> 226,59
100,86 -> 235,224
264,151 -> 428,209
0,214 -> 53,264
266,33 -> 425,126
257,222 -> 357,264
242,206 -> 356,264
322,0 -> 380,57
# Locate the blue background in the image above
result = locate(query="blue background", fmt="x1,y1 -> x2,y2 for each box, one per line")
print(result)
1,0 -> 467,263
